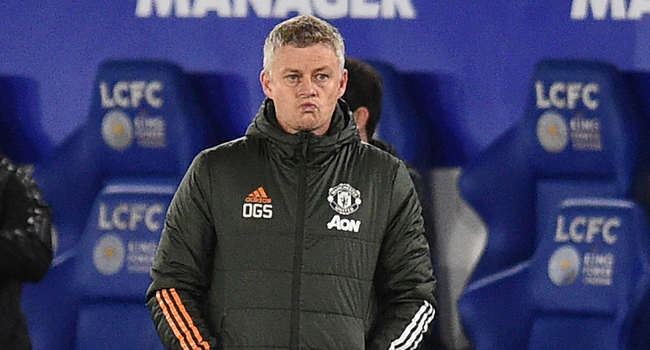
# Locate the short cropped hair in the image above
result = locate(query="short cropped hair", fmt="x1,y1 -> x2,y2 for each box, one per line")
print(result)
263,15 -> 346,74
342,57 -> 383,139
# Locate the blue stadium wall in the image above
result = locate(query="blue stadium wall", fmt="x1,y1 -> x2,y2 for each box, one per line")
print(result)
0,0 -> 643,162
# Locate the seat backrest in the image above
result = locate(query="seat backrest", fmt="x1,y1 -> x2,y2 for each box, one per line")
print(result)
458,197 -> 650,350
0,75 -> 52,164
367,60 -> 432,169
75,179 -> 176,301
73,179 -> 175,350
529,198 -> 650,350
459,60 -> 640,283
34,59 -> 208,257
188,71 -> 253,145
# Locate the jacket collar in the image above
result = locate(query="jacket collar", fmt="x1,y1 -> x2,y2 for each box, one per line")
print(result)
245,98 -> 360,164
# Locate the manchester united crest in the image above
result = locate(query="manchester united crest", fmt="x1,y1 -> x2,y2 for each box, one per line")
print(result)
327,183 -> 361,215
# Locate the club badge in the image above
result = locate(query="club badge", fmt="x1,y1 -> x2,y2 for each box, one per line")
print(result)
327,183 -> 361,215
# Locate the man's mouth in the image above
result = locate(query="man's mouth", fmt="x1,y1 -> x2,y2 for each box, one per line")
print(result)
300,103 -> 317,111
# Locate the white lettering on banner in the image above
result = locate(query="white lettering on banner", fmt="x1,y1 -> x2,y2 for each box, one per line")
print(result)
242,203 -> 273,218
554,215 -> 619,245
98,203 -> 165,232
535,81 -> 599,110
136,0 -> 416,19
571,0 -> 650,20
100,81 -> 164,109
327,215 -> 361,232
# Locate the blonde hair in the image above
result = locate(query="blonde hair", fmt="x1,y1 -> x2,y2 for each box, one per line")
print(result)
263,15 -> 345,74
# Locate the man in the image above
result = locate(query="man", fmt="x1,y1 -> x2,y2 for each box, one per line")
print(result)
147,15 -> 436,350
343,56 -> 441,348
0,154 -> 53,350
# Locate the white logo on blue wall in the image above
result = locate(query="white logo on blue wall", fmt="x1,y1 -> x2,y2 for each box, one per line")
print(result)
537,111 -> 568,153
548,245 -> 581,286
135,0 -> 417,19
93,234 -> 126,275
328,183 -> 361,215
102,110 -> 134,150
571,0 -> 650,20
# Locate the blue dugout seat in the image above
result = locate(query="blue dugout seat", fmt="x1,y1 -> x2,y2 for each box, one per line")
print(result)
460,198 -> 650,350
367,60 -> 437,170
22,59 -> 211,350
457,60 -> 649,350
458,60 -> 640,283
0,75 -> 53,164
75,179 -> 175,350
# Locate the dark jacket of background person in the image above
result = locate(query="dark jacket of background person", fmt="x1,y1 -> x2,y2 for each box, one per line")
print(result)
146,99 -> 437,350
0,154 -> 53,350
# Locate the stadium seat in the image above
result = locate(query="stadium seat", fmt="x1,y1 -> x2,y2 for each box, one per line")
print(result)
458,60 -> 640,283
459,198 -> 650,350
0,75 -> 52,165
457,60 -> 647,350
367,60 -> 435,170
22,59 -> 211,350
74,179 -> 175,350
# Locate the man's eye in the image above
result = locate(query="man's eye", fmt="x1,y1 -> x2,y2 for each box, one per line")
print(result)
316,74 -> 329,81
286,75 -> 299,81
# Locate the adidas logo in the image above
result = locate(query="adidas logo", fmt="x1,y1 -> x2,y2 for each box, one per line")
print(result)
245,187 -> 272,204
242,187 -> 273,219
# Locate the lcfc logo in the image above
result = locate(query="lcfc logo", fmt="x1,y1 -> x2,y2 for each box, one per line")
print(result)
537,111 -> 568,153
548,245 -> 581,286
93,234 -> 126,276
102,110 -> 134,150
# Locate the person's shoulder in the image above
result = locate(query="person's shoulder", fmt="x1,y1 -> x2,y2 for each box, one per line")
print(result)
193,136 -> 259,164
368,138 -> 399,157
358,140 -> 404,170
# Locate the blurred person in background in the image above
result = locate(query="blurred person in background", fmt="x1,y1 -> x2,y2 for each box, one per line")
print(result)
343,56 -> 442,349
147,14 -> 436,350
0,153 -> 53,350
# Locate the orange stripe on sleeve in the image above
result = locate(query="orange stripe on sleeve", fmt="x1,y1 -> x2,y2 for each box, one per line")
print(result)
156,290 -> 191,350
170,288 -> 211,350
162,289 -> 207,350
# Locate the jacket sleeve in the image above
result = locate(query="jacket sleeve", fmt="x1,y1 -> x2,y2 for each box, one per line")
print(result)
367,162 -> 437,350
0,157 -> 53,282
146,151 -> 219,350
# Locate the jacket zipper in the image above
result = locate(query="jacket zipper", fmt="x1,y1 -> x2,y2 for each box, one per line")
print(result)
290,133 -> 309,350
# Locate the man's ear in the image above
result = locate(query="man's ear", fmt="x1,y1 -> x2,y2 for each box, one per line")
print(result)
353,107 -> 370,130
353,107 -> 370,142
260,70 -> 273,99
338,69 -> 348,98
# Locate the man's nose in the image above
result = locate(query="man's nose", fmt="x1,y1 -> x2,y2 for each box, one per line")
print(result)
298,78 -> 316,96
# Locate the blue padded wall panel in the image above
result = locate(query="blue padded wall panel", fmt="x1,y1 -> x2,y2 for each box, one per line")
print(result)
0,76 -> 52,164
367,60 -> 423,168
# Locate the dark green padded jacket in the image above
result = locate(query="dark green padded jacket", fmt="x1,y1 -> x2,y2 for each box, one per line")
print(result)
146,99 -> 436,350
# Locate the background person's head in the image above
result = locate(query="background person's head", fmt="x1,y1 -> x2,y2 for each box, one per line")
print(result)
342,57 -> 383,142
260,15 -> 348,136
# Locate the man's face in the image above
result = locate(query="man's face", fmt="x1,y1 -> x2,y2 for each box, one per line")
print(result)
261,43 -> 348,136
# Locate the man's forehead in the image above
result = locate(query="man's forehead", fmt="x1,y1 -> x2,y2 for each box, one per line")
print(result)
272,44 -> 339,70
